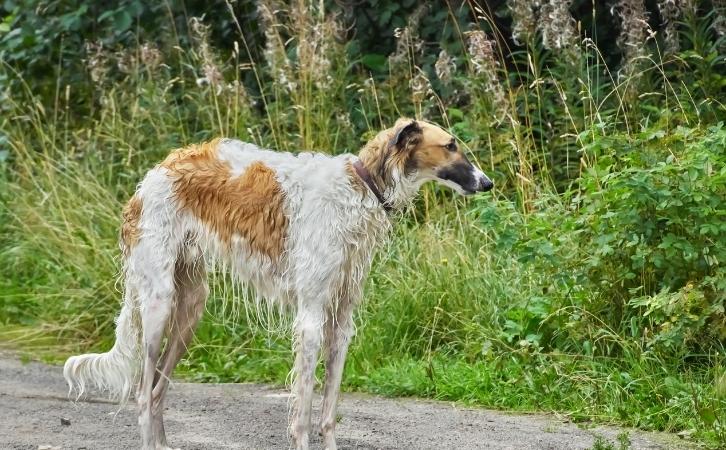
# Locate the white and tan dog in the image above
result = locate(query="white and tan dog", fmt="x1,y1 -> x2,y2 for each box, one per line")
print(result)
64,118 -> 493,450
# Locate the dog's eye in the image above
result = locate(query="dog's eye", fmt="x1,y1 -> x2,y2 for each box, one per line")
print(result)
445,142 -> 457,152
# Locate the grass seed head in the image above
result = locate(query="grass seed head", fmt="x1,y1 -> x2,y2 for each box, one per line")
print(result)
538,0 -> 580,61
434,49 -> 456,86
509,0 -> 539,45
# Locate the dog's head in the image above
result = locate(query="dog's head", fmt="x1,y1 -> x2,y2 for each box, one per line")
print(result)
378,118 -> 493,195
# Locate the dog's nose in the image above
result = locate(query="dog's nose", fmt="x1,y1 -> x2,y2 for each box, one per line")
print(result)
480,178 -> 494,192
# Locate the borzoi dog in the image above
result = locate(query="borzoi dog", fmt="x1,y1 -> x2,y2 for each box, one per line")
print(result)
64,118 -> 493,450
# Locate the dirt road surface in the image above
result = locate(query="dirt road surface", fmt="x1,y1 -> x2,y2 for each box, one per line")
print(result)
0,356 -> 688,449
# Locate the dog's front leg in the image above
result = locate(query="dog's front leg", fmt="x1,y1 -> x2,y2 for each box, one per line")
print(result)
290,306 -> 325,450
319,305 -> 354,450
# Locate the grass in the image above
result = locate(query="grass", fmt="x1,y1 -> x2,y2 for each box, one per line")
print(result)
1,1 -> 725,447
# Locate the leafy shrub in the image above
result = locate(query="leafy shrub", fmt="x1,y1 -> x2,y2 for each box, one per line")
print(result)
475,124 -> 726,358
581,125 -> 726,353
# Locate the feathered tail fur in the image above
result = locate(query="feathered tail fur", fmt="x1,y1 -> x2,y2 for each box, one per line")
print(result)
63,290 -> 141,402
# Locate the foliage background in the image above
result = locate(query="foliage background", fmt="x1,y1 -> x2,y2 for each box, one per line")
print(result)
1,0 -> 725,447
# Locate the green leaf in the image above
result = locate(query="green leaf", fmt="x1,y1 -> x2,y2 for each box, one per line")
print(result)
698,407 -> 716,426
379,8 -> 393,25
115,11 -> 133,32
98,10 -> 115,22
448,108 -> 464,121
361,53 -> 387,72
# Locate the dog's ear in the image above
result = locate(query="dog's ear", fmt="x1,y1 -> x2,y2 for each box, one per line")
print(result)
391,120 -> 422,152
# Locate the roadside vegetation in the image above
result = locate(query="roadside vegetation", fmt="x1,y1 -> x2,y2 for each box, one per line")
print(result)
0,0 -> 724,446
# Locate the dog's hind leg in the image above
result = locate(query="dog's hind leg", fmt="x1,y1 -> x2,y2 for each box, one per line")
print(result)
150,257 -> 208,449
135,258 -> 176,450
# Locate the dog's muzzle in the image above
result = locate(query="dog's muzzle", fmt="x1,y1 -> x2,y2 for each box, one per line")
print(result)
436,159 -> 494,195
473,169 -> 494,193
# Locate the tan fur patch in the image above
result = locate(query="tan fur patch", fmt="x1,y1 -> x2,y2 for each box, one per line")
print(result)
161,138 -> 222,171
411,124 -> 462,171
357,126 -> 405,189
120,195 -> 143,254
163,140 -> 288,260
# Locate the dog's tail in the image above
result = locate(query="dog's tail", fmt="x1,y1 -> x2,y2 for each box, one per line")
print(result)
63,288 -> 141,402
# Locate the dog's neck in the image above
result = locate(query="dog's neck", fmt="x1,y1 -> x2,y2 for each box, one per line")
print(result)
356,149 -> 428,212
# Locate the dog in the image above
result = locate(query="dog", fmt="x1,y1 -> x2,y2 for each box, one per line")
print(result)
63,118 -> 493,450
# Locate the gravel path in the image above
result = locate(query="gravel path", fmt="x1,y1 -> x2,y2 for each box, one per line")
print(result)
0,356 -> 687,449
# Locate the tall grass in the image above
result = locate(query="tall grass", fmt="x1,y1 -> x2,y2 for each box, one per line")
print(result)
0,0 -> 724,446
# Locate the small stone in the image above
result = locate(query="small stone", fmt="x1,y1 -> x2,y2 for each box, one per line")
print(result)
60,417 -> 71,426
677,429 -> 694,439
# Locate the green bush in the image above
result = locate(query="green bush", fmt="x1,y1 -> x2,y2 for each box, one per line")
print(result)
478,125 -> 726,359
581,125 -> 726,354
